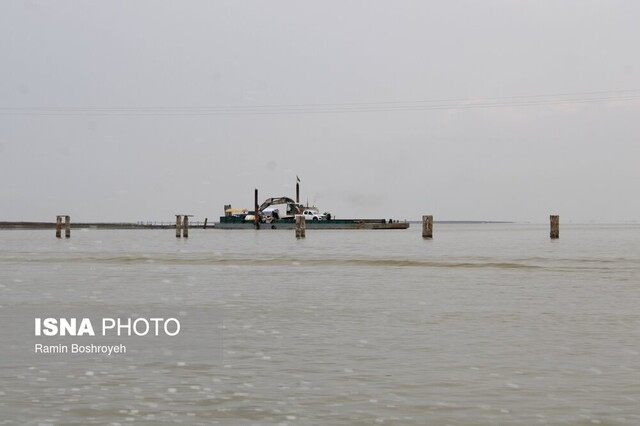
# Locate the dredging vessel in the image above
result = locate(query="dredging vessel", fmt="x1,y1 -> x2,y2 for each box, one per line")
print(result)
215,183 -> 409,230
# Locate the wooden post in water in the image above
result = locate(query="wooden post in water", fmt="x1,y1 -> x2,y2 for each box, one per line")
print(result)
296,181 -> 300,204
422,215 -> 433,239
254,188 -> 260,230
182,215 -> 189,238
550,215 -> 559,239
55,216 -> 62,238
64,216 -> 71,238
203,218 -> 208,229
295,215 -> 306,239
176,215 -> 182,238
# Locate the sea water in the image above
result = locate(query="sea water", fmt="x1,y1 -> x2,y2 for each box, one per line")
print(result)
0,224 -> 639,425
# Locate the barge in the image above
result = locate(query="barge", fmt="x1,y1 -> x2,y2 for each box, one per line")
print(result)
215,188 -> 409,230
217,216 -> 409,230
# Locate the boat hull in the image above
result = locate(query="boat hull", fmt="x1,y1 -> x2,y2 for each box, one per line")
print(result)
215,218 -> 409,230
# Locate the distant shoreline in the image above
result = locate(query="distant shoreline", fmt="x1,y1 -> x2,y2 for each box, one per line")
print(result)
0,222 -> 179,230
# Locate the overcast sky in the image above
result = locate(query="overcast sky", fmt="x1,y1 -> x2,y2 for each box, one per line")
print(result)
1,1 -> 639,223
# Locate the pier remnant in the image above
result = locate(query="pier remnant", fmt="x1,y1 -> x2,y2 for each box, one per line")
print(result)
550,215 -> 559,239
422,215 -> 433,239
296,215 -> 306,239
175,215 -> 193,238
55,215 -> 70,238
182,215 -> 189,238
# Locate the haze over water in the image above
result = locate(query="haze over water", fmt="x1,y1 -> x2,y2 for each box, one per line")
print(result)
1,224 -> 639,425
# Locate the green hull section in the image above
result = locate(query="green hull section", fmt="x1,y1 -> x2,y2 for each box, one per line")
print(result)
216,217 -> 409,230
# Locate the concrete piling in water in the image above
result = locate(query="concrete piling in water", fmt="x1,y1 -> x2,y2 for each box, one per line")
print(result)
176,215 -> 182,238
550,215 -> 559,239
175,215 -> 193,238
64,216 -> 71,238
422,215 -> 433,239
55,216 -> 62,238
55,215 -> 70,238
296,215 -> 306,239
182,215 -> 189,238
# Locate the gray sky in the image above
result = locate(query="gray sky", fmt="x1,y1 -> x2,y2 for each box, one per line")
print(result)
1,1 -> 639,223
